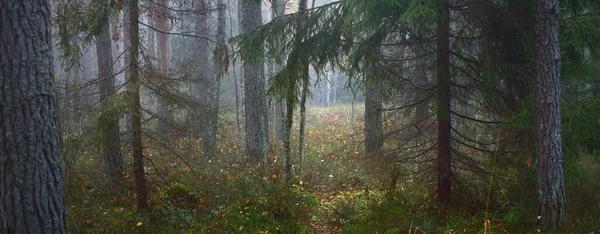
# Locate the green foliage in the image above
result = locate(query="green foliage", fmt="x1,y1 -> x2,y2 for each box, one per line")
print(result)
55,0 -> 118,68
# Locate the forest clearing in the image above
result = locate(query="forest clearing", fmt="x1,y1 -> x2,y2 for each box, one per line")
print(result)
1,0 -> 600,233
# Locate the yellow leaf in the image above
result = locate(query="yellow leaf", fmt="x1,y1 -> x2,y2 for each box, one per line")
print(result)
136,222 -> 143,227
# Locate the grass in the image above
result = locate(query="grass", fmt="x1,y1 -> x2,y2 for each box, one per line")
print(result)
63,104 -> 600,233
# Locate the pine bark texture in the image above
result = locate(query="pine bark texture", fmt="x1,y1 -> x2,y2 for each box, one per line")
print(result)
534,0 -> 566,229
241,0 -> 267,161
436,0 -> 452,204
364,72 -> 384,157
0,0 -> 67,232
96,3 -> 124,186
129,0 -> 149,210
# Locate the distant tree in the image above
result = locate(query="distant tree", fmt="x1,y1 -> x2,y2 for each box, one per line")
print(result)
156,0 -> 174,139
0,0 -> 67,232
533,0 -> 566,229
209,0 -> 228,156
95,0 -> 124,187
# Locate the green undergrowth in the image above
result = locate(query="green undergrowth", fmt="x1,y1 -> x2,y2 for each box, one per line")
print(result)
64,104 -> 599,233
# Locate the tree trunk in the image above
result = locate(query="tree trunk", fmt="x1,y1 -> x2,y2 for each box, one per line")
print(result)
122,0 -> 133,150
96,1 -> 124,187
298,79 -> 308,176
241,0 -> 267,161
0,0 -> 67,232
364,67 -> 384,157
273,0 -> 286,142
534,0 -> 566,229
129,0 -> 149,211
156,0 -> 173,139
436,0 -> 452,204
206,0 -> 228,157
283,93 -> 295,183
193,0 -> 214,155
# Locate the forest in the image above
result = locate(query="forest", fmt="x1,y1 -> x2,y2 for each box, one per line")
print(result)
1,0 -> 599,233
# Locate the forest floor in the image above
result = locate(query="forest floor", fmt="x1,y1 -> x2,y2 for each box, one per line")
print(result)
62,104 -> 600,233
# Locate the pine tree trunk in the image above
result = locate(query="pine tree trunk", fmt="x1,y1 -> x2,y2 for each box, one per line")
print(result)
436,0 -> 452,204
273,0 -> 286,142
298,80 -> 308,175
0,0 -> 67,232
283,94 -> 295,183
206,0 -> 228,157
156,0 -> 173,139
241,0 -> 267,161
122,1 -> 133,150
129,0 -> 149,211
96,2 -> 124,187
193,0 -> 214,155
364,70 -> 384,157
534,0 -> 566,229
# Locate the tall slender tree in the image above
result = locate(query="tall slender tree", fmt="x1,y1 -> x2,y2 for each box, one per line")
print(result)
156,0 -> 174,138
208,0 -> 228,156
129,0 -> 149,210
436,0 -> 452,204
273,0 -> 286,142
0,0 -> 67,232
95,0 -> 124,187
534,0 -> 566,229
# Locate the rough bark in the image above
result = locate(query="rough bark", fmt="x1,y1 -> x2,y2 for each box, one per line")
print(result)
96,1 -> 124,187
534,0 -> 566,229
241,0 -> 267,161
0,0 -> 67,232
436,0 -> 452,204
364,71 -> 384,157
156,0 -> 174,138
129,0 -> 149,210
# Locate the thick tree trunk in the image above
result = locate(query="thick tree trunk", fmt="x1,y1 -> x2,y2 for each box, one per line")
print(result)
156,0 -> 174,138
96,2 -> 124,187
0,0 -> 67,232
534,0 -> 566,229
241,0 -> 267,161
129,0 -> 149,211
436,0 -> 452,204
364,70 -> 384,157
